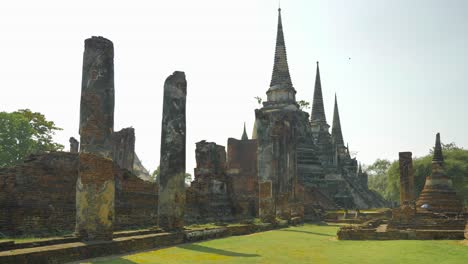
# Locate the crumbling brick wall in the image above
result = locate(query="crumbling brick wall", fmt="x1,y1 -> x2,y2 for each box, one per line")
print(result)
0,152 -> 157,236
226,138 -> 258,218
0,153 -> 78,235
185,141 -> 234,223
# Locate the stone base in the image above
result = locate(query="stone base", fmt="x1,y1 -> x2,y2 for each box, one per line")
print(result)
76,153 -> 115,241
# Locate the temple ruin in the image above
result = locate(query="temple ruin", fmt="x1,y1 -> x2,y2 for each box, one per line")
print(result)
338,133 -> 465,240
0,9 -> 389,239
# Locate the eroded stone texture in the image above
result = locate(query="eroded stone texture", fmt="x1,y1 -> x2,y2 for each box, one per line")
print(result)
111,127 -> 135,172
254,9 -> 308,222
255,109 -> 307,222
77,36 -> 116,241
399,152 -> 415,205
79,36 -> 114,157
76,153 -> 115,241
186,141 -> 233,223
69,137 -> 79,153
158,71 -> 186,230
226,138 -> 258,218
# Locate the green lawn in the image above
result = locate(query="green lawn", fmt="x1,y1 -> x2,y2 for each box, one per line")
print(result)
85,223 -> 468,264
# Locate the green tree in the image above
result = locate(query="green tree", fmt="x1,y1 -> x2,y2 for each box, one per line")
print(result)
185,173 -> 192,184
150,166 -> 160,183
0,109 -> 63,167
254,96 -> 263,106
297,100 -> 311,111
150,165 -> 192,185
370,144 -> 468,205
366,159 -> 391,195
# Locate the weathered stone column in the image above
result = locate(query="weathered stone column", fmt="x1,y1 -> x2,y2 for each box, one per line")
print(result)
69,137 -> 79,153
79,36 -> 114,157
398,152 -> 415,205
76,36 -> 115,241
158,71 -> 187,230
76,153 -> 115,241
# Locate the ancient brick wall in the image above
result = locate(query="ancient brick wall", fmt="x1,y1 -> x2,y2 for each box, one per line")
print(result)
111,127 -> 136,172
0,153 -> 78,236
115,170 -> 158,229
0,152 -> 158,236
185,141 -> 233,223
226,138 -> 258,218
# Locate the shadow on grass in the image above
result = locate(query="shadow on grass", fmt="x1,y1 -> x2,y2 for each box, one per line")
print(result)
92,258 -> 137,264
177,244 -> 260,257
279,229 -> 333,237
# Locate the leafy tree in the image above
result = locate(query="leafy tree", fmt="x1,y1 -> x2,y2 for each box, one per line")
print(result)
0,109 -> 63,167
150,165 -> 192,185
366,159 -> 391,195
297,100 -> 311,111
369,144 -> 468,205
254,96 -> 263,106
150,166 -> 160,183
254,96 -> 311,111
185,173 -> 192,184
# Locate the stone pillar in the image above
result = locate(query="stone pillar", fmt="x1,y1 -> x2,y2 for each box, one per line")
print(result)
158,71 -> 187,230
69,137 -> 79,153
76,153 -> 115,241
399,152 -> 414,205
79,36 -> 114,157
111,127 -> 135,171
76,36 -> 115,241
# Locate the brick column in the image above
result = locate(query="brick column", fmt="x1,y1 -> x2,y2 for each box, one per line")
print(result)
158,71 -> 187,230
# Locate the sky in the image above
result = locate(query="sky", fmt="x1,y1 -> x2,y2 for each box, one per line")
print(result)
1,0 -> 467,174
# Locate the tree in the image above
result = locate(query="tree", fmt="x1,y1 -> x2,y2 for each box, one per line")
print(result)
368,145 -> 468,205
297,100 -> 311,111
254,96 -> 311,111
0,109 -> 63,167
150,166 -> 192,185
254,96 -> 263,106
366,159 -> 391,196
185,173 -> 192,184
150,166 -> 160,183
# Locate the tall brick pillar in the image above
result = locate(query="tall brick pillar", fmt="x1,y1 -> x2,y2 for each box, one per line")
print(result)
76,36 -> 115,241
158,71 -> 187,230
79,36 -> 115,157
76,153 -> 115,240
399,152 -> 414,205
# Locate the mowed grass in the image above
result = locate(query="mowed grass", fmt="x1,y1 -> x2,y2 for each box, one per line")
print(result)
86,223 -> 468,264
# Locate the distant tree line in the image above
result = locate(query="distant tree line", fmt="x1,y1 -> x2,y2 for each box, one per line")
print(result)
367,143 -> 468,205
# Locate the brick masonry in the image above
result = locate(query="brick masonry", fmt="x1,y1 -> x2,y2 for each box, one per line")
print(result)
0,152 -> 158,236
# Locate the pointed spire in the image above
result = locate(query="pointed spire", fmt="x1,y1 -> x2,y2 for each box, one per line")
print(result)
346,143 -> 350,157
433,133 -> 444,162
311,61 -> 327,123
241,122 -> 249,140
331,94 -> 344,146
358,162 -> 363,174
269,8 -> 293,90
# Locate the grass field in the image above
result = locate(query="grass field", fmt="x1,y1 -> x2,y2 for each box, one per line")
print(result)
85,223 -> 468,264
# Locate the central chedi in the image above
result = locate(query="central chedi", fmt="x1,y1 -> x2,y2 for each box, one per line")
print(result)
254,8 -> 315,222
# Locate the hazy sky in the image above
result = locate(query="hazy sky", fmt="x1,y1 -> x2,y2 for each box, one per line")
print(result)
1,0 -> 467,174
